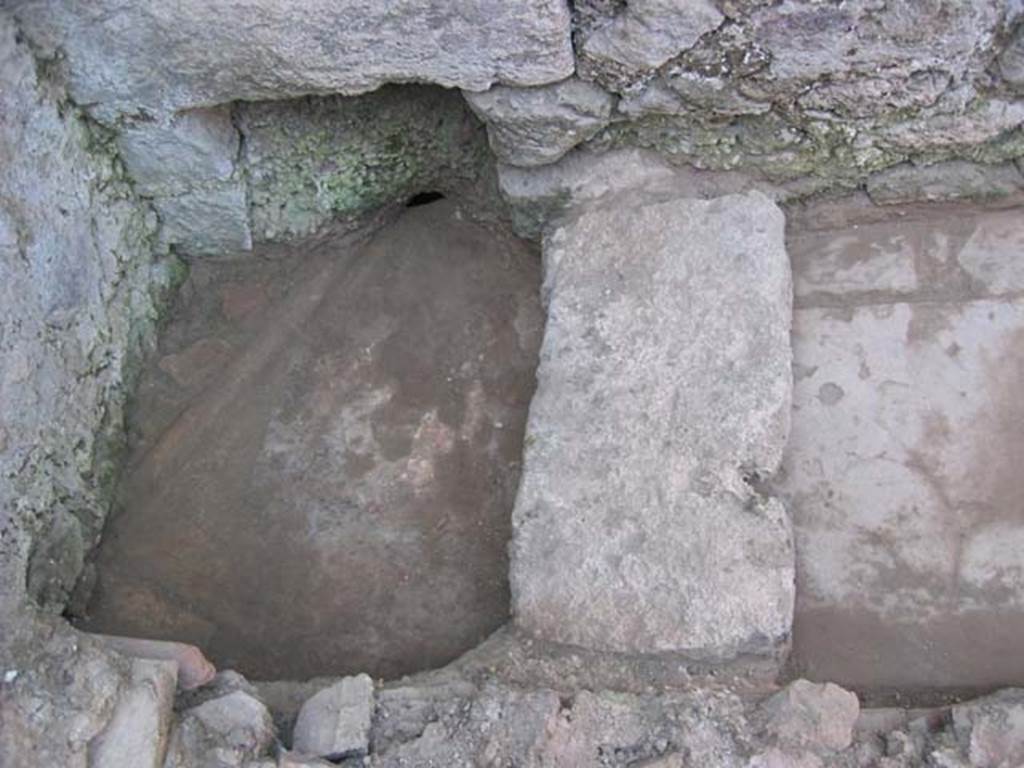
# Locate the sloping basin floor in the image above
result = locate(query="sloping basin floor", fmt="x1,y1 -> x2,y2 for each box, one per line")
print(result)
76,199 -> 543,681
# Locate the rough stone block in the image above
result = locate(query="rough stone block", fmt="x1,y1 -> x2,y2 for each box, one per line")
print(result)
154,182 -> 252,256
164,691 -> 275,768
758,680 -> 860,754
87,658 -> 178,768
952,689 -> 1024,768
511,191 -> 795,658
463,78 -> 614,167
117,107 -> 239,197
998,25 -> 1024,89
292,674 -> 374,760
866,161 -> 1024,205
12,0 -> 574,121
579,0 -> 723,78
497,148 -> 774,239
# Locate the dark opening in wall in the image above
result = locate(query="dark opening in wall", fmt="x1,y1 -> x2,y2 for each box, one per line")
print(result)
406,191 -> 446,207
73,197 -> 543,681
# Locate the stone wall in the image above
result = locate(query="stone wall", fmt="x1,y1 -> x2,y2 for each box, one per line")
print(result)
0,15 -> 178,624
488,1 -> 1024,197
9,1 -> 1024,254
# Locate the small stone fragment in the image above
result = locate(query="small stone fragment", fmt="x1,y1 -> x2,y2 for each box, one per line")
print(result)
747,747 -> 824,768
998,26 -> 1024,89
951,688 -> 1024,768
292,674 -> 374,760
164,691 -> 275,768
463,78 -> 614,167
277,751 -> 334,767
759,679 -> 860,753
154,182 -> 253,256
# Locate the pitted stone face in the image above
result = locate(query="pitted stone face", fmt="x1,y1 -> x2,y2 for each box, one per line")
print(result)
510,190 -> 795,659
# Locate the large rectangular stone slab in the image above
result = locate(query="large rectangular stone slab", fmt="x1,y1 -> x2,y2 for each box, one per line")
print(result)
13,1 -> 574,121
511,191 -> 795,659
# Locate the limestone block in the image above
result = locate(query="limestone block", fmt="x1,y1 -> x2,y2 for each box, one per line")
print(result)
154,182 -> 252,256
292,675 -> 374,760
866,161 -> 1024,205
497,148 -> 772,239
117,107 -> 239,197
511,191 -> 795,658
463,78 -> 614,167
12,0 -> 574,121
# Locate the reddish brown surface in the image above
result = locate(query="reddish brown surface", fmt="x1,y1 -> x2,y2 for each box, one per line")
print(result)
78,201 -> 542,681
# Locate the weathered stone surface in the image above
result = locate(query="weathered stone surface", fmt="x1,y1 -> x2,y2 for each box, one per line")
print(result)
370,680 -> 786,768
779,204 -> 1024,692
497,148 -> 791,239
292,675 -> 374,760
12,1 -> 574,121
87,658 -> 177,768
0,626 -> 131,768
237,86 -> 491,242
463,78 -> 614,167
951,689 -> 1024,768
578,0 -> 723,84
1000,25 -> 1024,89
866,161 -> 1024,205
0,11 -> 171,620
872,92 -> 1024,153
164,691 -> 275,768
662,73 -> 771,117
153,182 -> 252,255
758,680 -> 860,754
748,2 -> 999,93
511,191 -> 794,658
116,107 -> 238,197
573,1 -> 1024,195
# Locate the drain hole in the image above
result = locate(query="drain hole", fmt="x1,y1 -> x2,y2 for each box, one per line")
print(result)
406,190 -> 446,207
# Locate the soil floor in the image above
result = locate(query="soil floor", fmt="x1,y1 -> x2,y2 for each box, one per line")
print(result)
77,199 -> 543,680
